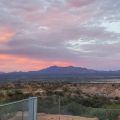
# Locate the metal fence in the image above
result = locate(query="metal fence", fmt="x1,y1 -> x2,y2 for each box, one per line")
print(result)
37,96 -> 120,120
1,96 -> 120,120
0,97 -> 37,120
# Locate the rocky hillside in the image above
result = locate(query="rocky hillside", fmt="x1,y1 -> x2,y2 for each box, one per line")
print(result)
0,82 -> 120,98
64,83 -> 120,97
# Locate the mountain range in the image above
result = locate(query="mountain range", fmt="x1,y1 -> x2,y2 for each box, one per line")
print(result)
0,66 -> 120,83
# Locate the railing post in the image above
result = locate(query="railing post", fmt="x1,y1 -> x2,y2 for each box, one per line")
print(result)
58,96 -> 61,120
28,97 -> 37,120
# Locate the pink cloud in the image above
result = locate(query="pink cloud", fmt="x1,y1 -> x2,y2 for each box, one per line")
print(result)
67,0 -> 95,8
0,27 -> 15,44
0,54 -> 74,72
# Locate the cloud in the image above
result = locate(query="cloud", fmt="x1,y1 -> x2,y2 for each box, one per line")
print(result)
67,0 -> 96,8
0,27 -> 15,44
0,0 -> 120,71
0,54 -> 73,72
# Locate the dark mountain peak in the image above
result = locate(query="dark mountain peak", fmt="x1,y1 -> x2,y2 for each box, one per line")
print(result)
1,65 -> 120,83
48,65 -> 59,69
39,65 -> 96,74
67,66 -> 74,68
46,65 -> 87,69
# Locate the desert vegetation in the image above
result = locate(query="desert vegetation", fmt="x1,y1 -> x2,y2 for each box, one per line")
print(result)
0,81 -> 120,120
0,81 -> 120,107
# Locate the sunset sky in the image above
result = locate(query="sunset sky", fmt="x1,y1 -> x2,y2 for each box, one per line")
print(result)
0,0 -> 120,72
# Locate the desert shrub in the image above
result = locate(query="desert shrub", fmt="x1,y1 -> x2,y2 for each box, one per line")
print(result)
66,102 -> 120,120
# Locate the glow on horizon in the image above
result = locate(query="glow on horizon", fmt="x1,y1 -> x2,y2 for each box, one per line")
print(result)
0,54 -> 74,72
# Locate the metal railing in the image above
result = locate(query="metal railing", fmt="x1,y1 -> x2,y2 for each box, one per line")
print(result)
37,96 -> 120,120
0,97 -> 37,120
1,96 -> 120,120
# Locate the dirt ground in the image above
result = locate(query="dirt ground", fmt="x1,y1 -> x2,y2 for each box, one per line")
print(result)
7,112 -> 99,120
38,113 -> 98,120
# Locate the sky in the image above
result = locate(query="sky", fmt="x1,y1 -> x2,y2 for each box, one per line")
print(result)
0,0 -> 120,72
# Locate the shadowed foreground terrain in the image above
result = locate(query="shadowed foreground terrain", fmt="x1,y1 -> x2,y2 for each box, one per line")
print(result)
0,82 -> 120,120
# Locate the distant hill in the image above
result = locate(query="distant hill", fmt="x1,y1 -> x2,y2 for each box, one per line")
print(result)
0,66 -> 120,83
38,66 -> 97,74
0,72 -> 4,74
